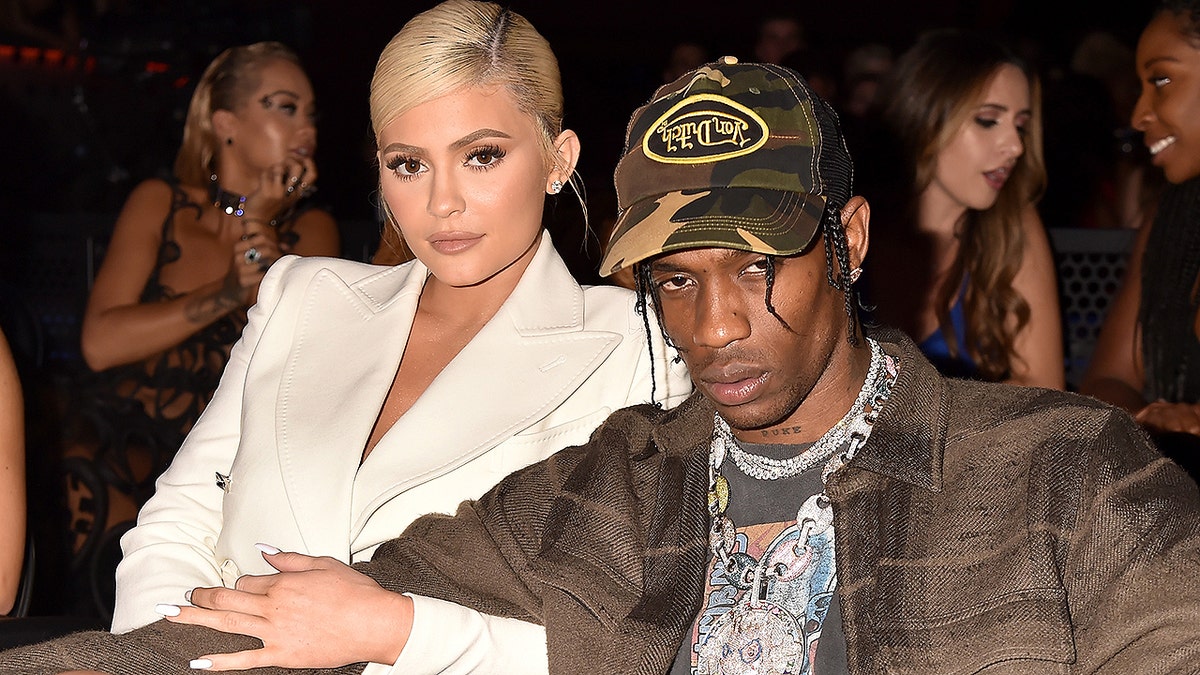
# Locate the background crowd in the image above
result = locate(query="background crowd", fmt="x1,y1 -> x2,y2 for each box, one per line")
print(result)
0,0 -> 1180,631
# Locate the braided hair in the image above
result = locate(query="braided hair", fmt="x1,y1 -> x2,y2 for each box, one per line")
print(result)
631,198 -> 863,405
1137,1 -> 1200,402
1155,0 -> 1200,37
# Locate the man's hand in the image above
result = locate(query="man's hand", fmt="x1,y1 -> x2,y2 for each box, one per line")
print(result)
161,547 -> 413,671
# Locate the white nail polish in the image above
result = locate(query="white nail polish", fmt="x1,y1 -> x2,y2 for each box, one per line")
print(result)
190,658 -> 213,670
255,542 -> 281,555
155,603 -> 181,617
184,589 -> 193,603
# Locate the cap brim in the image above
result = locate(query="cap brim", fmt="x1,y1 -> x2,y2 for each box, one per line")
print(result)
600,187 -> 827,277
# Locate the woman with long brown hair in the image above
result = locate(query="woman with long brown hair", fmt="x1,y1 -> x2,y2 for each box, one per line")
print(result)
858,29 -> 1064,388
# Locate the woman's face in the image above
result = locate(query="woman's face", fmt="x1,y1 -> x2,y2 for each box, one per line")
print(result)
225,58 -> 318,172
1133,13 -> 1200,184
377,86 -> 565,287
927,64 -> 1030,213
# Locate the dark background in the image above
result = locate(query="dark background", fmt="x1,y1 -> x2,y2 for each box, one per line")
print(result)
0,0 -> 1161,365
3,0 -> 1159,236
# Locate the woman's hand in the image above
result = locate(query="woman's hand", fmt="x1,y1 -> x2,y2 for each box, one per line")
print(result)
160,548 -> 413,671
225,219 -> 282,307
241,156 -> 319,226
1136,401 -> 1200,436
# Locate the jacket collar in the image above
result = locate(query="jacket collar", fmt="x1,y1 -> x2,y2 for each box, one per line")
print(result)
275,231 -> 626,554
533,330 -> 950,625
851,328 -> 947,493
646,329 -> 949,492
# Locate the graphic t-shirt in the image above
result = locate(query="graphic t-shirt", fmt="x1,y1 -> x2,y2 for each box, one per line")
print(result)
670,441 -> 848,675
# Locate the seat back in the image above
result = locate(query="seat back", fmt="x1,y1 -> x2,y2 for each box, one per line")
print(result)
1048,228 -> 1138,390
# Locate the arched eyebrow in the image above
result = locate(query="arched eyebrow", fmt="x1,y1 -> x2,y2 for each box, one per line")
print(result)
380,128 -> 514,157
1140,54 -> 1181,71
977,102 -> 1032,117
450,128 -> 512,150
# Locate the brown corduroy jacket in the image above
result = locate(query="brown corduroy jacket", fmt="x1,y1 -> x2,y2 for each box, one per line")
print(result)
3,331 -> 1199,674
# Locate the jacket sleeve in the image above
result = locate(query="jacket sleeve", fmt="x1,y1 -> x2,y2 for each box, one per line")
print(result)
110,256 -> 299,633
360,594 -> 547,675
345,473 -> 556,674
1065,411 -> 1200,673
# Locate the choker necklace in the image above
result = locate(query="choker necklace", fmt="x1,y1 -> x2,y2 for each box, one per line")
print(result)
208,173 -> 246,217
720,338 -> 895,481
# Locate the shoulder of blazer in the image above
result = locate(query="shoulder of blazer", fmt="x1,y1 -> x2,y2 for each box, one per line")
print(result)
266,254 -> 427,312
580,284 -> 644,336
270,254 -> 418,287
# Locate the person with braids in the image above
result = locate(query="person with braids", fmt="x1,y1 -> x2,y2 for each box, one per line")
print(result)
6,56 -> 1198,675
856,29 -> 1064,388
62,40 -> 340,617
1082,0 -> 1200,482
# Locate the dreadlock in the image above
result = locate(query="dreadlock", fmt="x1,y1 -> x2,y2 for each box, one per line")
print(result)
820,203 -> 862,346
1156,0 -> 1200,37
1140,178 -> 1200,402
633,263 -> 665,408
1138,1 -> 1200,401
630,199 -> 863,384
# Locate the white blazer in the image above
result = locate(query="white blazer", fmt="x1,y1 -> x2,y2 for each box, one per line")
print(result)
112,231 -> 691,633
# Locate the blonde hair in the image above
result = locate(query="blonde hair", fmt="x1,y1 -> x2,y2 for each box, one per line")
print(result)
370,0 -> 581,262
174,42 -> 303,187
370,0 -> 563,159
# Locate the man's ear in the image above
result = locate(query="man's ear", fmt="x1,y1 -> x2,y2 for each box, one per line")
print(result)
841,195 -> 870,270
547,129 -> 581,192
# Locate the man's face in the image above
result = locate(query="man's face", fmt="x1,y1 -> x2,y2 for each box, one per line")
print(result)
647,237 -> 856,441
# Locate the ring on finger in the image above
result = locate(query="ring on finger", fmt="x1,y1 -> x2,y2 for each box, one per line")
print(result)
244,247 -> 262,265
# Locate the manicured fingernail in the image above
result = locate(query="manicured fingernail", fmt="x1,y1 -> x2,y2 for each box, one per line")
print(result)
155,603 -> 181,617
190,658 -> 213,670
183,589 -> 192,603
255,542 -> 281,555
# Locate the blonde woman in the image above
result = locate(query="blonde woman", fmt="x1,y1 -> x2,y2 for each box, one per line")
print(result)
0,1 -> 690,672
64,41 -> 340,613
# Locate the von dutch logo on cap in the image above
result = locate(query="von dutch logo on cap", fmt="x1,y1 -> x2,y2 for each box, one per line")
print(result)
642,93 -> 768,165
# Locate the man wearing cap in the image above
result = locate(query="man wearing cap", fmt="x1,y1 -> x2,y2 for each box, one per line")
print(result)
4,58 -> 1198,675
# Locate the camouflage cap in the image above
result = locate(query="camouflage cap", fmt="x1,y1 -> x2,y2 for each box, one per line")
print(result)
600,56 -> 853,276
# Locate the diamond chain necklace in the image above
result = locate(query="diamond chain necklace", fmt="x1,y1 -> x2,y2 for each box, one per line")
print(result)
722,338 -> 892,481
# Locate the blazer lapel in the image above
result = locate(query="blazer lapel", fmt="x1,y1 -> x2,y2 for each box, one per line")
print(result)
276,261 -> 426,557
351,232 -> 622,531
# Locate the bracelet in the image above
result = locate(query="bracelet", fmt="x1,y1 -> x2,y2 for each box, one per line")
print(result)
243,217 -> 280,228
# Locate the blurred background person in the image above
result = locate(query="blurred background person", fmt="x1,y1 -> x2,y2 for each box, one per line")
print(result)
751,13 -> 803,65
0,0 -> 83,51
662,40 -> 708,83
1081,0 -> 1200,481
61,40 -> 339,619
1039,29 -> 1158,231
0,327 -> 26,617
857,28 -> 1064,389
